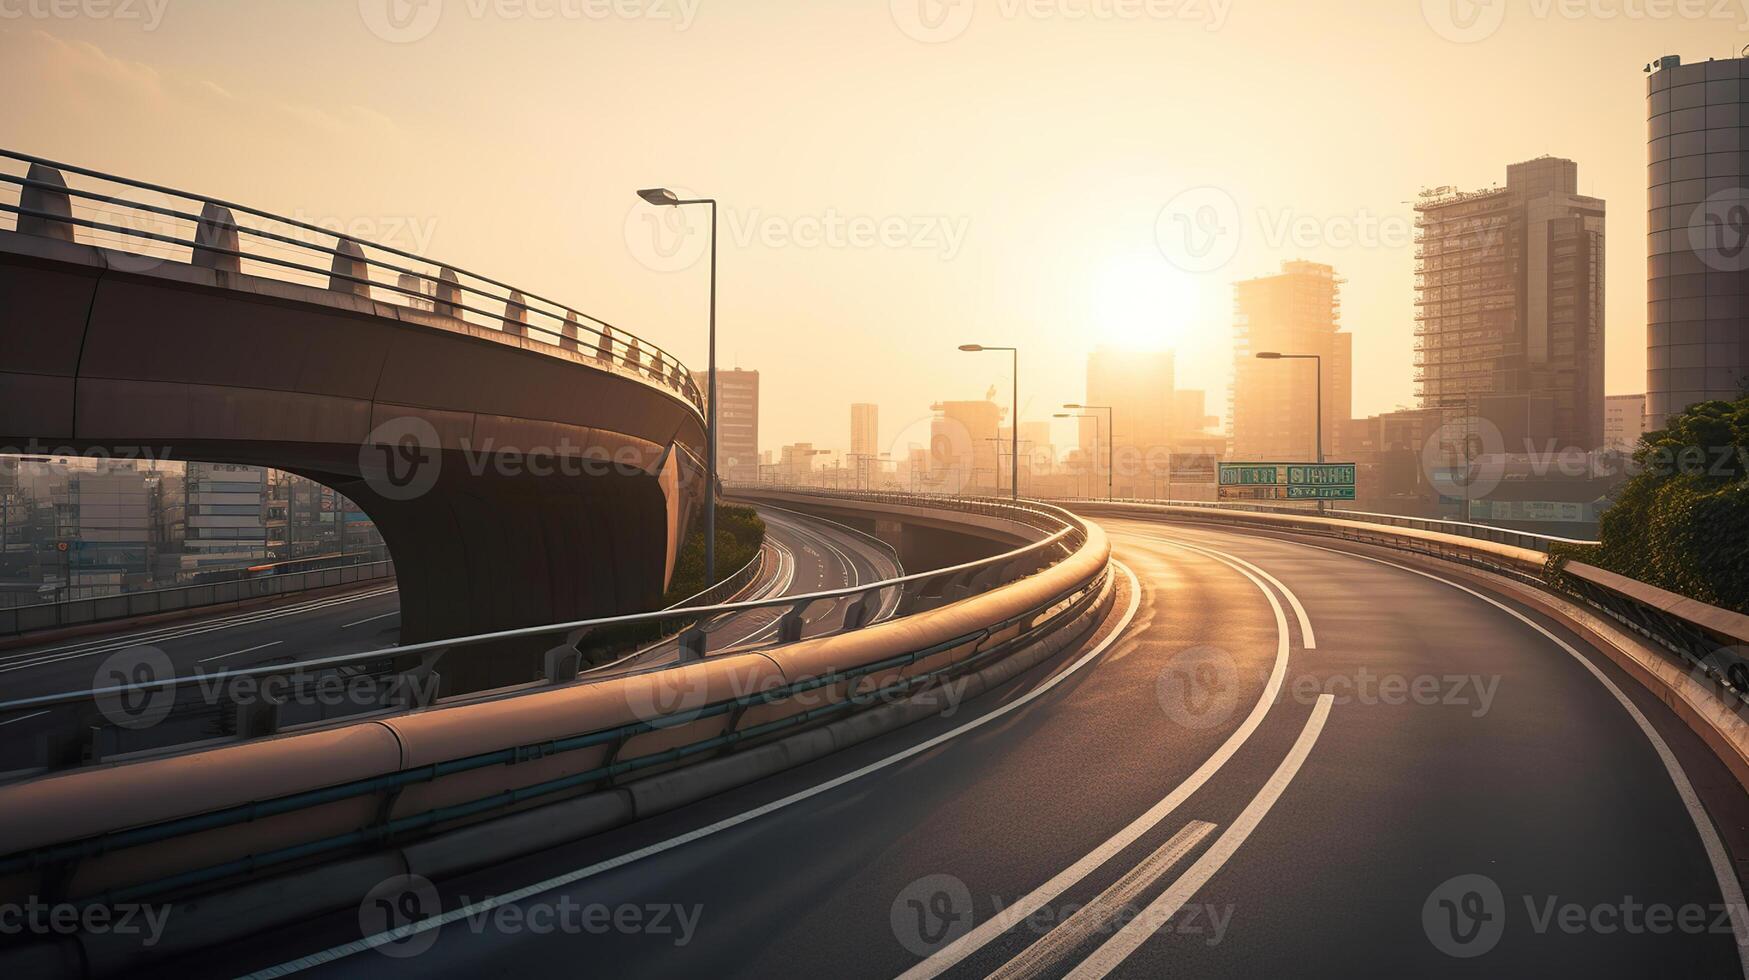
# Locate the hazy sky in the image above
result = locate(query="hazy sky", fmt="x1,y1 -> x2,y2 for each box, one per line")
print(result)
2,2 -> 1741,457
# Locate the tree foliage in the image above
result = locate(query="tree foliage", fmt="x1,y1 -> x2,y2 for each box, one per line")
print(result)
1553,394 -> 1749,612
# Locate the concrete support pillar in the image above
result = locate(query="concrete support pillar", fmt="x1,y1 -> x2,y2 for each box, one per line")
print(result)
192,203 -> 241,275
18,164 -> 74,242
329,238 -> 369,297
597,325 -> 616,365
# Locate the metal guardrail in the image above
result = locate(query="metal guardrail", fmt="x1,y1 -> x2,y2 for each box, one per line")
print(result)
0,493 -> 1110,922
0,494 -> 1081,773
0,149 -> 703,414
1045,495 -> 1598,553
1065,498 -> 1749,704
0,560 -> 395,637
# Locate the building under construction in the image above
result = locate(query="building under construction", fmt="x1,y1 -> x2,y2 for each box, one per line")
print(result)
1414,157 -> 1606,452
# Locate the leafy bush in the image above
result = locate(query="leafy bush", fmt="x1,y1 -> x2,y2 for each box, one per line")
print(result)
1551,394 -> 1749,612
662,504 -> 766,604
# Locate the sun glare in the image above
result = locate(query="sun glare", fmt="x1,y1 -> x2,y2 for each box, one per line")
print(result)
1091,256 -> 1198,351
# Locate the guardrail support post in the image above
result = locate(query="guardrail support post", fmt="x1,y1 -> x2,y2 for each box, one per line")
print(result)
503,290 -> 529,337
192,202 -> 241,275
543,627 -> 591,683
561,312 -> 581,352
777,605 -> 807,643
329,238 -> 370,298
234,693 -> 282,740
679,626 -> 708,661
843,590 -> 882,630
435,267 -> 462,317
19,163 -> 74,242
388,649 -> 445,708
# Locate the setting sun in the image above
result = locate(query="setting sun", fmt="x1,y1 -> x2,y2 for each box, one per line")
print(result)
1091,255 -> 1200,351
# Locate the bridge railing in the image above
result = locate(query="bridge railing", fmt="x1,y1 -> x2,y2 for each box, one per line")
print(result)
0,148 -> 703,414
0,494 -> 1085,777
0,492 -> 1110,953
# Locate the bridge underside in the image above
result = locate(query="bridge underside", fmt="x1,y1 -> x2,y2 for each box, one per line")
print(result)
0,233 -> 706,690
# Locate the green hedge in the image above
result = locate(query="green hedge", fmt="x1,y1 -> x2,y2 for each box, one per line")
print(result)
1551,394 -> 1749,613
577,505 -> 767,665
661,504 -> 767,605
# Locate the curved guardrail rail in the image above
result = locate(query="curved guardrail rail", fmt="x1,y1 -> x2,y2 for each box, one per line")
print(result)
0,491 -> 1111,970
1063,498 -> 1749,702
1045,494 -> 1598,553
0,148 -> 703,413
0,495 -> 1083,773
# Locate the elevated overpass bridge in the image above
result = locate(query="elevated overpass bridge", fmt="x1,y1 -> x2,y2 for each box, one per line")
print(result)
0,151 -> 707,689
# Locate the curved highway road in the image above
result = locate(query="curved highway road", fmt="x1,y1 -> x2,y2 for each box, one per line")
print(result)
148,516 -> 1749,977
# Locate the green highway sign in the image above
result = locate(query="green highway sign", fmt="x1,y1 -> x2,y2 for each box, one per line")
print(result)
1218,461 -> 1357,500
1219,464 -> 1287,487
1286,485 -> 1357,500
1286,464 -> 1356,488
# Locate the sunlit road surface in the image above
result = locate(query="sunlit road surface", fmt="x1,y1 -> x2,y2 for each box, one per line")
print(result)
0,507 -> 893,772
176,518 -> 1749,979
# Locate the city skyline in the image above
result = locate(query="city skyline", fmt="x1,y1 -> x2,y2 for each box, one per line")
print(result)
1,8 -> 1733,453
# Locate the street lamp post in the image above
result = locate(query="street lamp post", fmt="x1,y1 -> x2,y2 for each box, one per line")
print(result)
638,187 -> 719,581
1255,351 -> 1324,510
958,344 -> 1019,501
1064,403 -> 1113,501
1054,412 -> 1100,500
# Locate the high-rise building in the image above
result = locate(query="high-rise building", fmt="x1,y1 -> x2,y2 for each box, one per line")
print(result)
850,403 -> 879,457
60,465 -> 154,598
182,462 -> 268,572
1230,261 -> 1353,461
1415,157 -> 1606,450
693,368 -> 760,482
1646,54 -> 1749,429
1604,394 -> 1649,453
931,399 -> 1005,492
1087,348 -> 1176,459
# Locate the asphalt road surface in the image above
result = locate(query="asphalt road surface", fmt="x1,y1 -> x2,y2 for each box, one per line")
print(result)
195,515 -> 1749,979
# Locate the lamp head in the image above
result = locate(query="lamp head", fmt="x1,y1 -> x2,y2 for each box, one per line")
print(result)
958,344 -> 984,352
637,187 -> 680,206
1255,351 -> 1283,360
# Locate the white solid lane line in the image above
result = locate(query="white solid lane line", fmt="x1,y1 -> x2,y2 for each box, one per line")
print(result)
899,540 -> 1292,980
243,562 -> 1142,979
198,641 -> 285,665
1283,538 -> 1749,977
0,586 -> 399,664
342,611 -> 399,629
1065,693 -> 1336,980
987,820 -> 1219,980
1139,529 -> 1316,650
0,709 -> 49,727
0,587 -> 400,675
